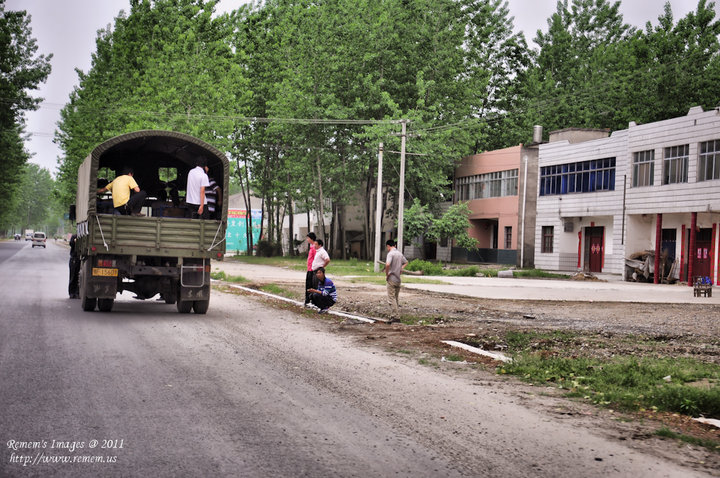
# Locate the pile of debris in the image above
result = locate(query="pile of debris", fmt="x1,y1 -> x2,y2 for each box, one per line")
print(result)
625,250 -> 678,283
570,272 -> 602,281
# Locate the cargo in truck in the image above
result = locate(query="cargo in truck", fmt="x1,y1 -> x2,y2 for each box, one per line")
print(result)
70,130 -> 228,313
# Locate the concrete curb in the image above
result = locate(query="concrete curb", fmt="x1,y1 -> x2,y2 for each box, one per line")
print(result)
224,283 -> 377,324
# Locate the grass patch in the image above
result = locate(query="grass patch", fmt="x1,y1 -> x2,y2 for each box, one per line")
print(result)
259,284 -> 291,297
406,259 -> 443,276
444,354 -> 465,362
348,276 -> 445,285
655,427 -> 720,453
211,270 -> 248,283
445,266 -> 481,277
500,353 -> 720,417
513,269 -> 570,279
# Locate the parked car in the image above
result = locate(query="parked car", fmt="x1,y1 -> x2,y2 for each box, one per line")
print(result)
31,232 -> 47,248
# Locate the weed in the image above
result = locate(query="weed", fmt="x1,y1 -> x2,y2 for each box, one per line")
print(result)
513,269 -> 570,279
655,427 -> 720,453
260,284 -> 289,296
503,354 -> 720,416
444,354 -> 464,362
445,266 -> 480,277
406,259 -> 443,276
210,270 -> 248,283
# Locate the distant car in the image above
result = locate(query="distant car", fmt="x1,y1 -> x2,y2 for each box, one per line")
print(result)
14,234 -> 21,241
25,233 -> 33,241
31,232 -> 47,248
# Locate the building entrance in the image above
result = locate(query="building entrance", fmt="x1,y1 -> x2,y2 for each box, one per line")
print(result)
584,226 -> 604,273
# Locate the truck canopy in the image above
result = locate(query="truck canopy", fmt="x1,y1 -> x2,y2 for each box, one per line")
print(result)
76,130 -> 229,222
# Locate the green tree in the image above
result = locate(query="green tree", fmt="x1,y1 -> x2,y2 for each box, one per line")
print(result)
631,0 -> 720,123
55,0 -> 250,205
401,199 -> 477,255
0,0 -> 52,229
427,202 -> 478,251
7,163 -> 57,232
519,0 -> 632,135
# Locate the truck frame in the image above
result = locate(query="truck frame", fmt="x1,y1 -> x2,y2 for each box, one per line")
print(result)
72,130 -> 228,313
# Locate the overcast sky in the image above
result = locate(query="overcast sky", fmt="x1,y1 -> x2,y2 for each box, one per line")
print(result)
6,0 -> 714,175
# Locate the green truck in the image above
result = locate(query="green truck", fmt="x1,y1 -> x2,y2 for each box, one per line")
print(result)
71,130 -> 228,313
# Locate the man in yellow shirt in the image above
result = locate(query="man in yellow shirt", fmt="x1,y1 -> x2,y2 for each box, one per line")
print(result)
97,168 -> 147,216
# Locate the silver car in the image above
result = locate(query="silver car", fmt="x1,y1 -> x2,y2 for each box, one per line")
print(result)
31,232 -> 47,248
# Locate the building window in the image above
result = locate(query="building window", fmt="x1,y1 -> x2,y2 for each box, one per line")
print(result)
699,139 -> 720,182
504,226 -> 512,249
454,169 -> 518,201
632,150 -> 654,187
663,144 -> 689,184
539,158 -> 616,196
541,226 -> 553,253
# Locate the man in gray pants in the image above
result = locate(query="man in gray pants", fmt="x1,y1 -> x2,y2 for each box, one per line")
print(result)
384,239 -> 408,322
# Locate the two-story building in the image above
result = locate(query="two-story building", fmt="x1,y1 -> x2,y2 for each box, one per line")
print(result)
535,106 -> 720,284
452,142 -> 539,267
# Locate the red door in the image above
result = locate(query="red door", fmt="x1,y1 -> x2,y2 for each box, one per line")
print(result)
585,227 -> 604,273
693,229 -> 712,280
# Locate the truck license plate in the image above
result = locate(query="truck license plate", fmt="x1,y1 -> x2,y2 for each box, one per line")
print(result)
92,268 -> 118,277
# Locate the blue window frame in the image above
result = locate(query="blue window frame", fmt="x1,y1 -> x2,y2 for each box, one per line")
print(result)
540,158 -> 616,196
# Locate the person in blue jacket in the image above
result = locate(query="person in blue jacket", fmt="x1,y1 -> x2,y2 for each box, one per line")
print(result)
306,267 -> 337,313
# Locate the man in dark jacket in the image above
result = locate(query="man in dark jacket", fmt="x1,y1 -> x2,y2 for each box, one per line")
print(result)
68,234 -> 80,299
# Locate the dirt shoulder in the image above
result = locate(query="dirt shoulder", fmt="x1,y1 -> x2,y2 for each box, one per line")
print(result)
214,268 -> 720,474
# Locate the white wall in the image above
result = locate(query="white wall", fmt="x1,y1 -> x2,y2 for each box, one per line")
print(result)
535,130 -> 627,273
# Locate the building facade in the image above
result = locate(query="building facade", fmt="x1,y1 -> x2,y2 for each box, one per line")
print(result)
453,144 -> 538,266
535,106 -> 720,284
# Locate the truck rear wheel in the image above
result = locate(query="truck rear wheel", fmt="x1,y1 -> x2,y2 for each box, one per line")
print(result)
192,300 -> 209,314
97,298 -> 114,312
177,300 -> 192,313
82,296 -> 97,312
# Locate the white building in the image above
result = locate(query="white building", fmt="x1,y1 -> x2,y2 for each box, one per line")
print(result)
535,106 -> 720,284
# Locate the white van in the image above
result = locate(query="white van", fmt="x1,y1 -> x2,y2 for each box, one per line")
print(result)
31,232 -> 47,248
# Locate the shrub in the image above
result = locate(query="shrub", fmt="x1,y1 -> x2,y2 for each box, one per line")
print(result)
445,265 -> 480,277
405,259 -> 443,276
256,240 -> 283,257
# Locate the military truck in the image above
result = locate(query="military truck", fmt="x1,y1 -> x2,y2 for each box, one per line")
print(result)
71,130 -> 228,313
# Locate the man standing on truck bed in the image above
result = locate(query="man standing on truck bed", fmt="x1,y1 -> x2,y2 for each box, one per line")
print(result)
186,156 -> 210,219
97,168 -> 146,216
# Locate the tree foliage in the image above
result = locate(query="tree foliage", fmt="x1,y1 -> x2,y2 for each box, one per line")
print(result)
0,0 -> 51,229
47,0 -> 720,258
5,163 -> 58,232
55,0 -> 250,205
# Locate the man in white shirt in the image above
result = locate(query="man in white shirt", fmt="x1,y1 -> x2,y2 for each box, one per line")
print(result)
310,239 -> 331,290
186,156 -> 210,219
384,239 -> 408,322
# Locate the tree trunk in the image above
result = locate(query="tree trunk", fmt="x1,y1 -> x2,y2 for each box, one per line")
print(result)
315,157 -> 326,241
287,177 -> 294,256
235,159 -> 254,256
363,176 -> 373,260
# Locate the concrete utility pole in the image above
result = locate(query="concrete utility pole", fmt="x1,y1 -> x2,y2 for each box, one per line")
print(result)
397,120 -> 407,253
374,143 -> 384,273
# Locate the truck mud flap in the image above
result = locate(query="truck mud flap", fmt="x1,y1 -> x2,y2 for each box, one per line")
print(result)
180,261 -> 210,301
180,284 -> 210,301
81,260 -> 117,299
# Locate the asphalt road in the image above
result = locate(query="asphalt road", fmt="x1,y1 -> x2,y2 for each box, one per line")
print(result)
0,241 -> 706,477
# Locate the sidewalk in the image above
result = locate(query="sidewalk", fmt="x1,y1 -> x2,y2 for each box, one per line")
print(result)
214,261 -> 720,305
402,276 -> 720,304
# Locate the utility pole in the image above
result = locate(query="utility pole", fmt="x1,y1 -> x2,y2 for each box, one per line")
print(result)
373,143 -> 384,273
396,120 -> 407,253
